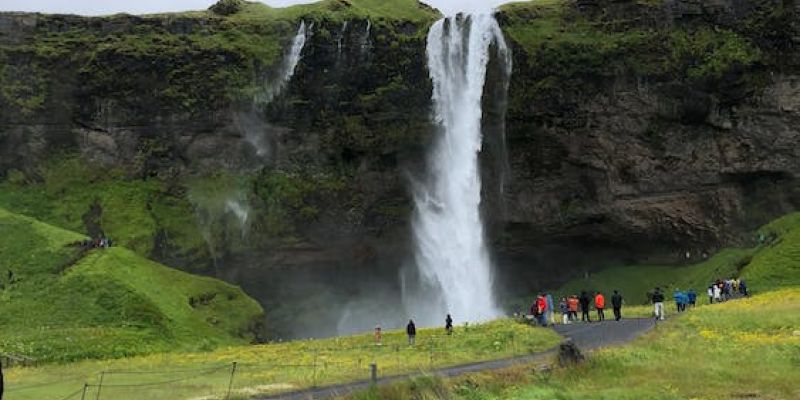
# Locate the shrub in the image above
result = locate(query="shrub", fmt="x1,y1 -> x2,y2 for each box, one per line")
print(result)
209,0 -> 244,16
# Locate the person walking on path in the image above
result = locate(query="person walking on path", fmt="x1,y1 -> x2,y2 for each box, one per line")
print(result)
687,289 -> 697,307
594,292 -> 606,321
406,320 -> 416,345
559,297 -> 570,324
546,293 -> 555,326
740,279 -> 748,296
567,295 -> 579,322
652,287 -> 665,321
713,284 -> 722,303
708,285 -> 714,304
535,294 -> 548,327
445,314 -> 453,335
673,289 -> 684,312
579,291 -> 592,323
611,290 -> 623,321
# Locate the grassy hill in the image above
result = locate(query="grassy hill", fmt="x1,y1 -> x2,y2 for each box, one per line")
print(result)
0,207 -> 264,363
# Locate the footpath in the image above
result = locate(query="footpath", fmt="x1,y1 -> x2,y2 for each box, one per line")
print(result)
258,318 -> 656,400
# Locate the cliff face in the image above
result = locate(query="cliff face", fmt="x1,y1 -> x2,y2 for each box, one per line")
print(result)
1,0 -> 798,335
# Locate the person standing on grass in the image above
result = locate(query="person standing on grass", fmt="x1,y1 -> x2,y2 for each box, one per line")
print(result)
687,289 -> 697,307
594,291 -> 606,321
546,293 -> 555,326
568,295 -> 579,322
652,287 -> 665,320
445,314 -> 453,335
579,291 -> 592,323
612,290 -> 623,321
740,279 -> 748,296
708,285 -> 715,304
713,283 -> 722,302
406,320 -> 416,345
559,297 -> 570,324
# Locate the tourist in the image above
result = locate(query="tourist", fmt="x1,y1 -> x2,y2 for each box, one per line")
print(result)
713,284 -> 722,303
406,320 -> 416,345
673,289 -> 683,312
559,297 -> 570,324
687,289 -> 697,307
708,285 -> 714,304
652,287 -> 665,320
740,279 -> 748,296
445,314 -> 453,335
374,325 -> 382,345
535,294 -> 548,327
579,291 -> 591,322
594,291 -> 605,321
546,293 -> 555,326
568,295 -> 579,322
611,290 -> 623,321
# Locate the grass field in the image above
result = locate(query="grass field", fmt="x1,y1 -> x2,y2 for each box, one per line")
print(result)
349,288 -> 800,400
4,320 -> 561,400
0,207 -> 263,363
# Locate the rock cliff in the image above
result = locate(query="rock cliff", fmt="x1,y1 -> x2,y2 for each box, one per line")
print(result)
0,0 -> 797,336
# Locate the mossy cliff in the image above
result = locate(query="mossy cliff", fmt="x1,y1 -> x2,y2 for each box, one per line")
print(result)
0,0 -> 798,336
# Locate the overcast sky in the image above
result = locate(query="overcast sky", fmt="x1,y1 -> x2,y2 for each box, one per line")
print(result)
0,0 -> 517,16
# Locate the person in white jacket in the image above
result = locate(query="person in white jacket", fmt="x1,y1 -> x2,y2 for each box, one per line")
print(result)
707,286 -> 714,304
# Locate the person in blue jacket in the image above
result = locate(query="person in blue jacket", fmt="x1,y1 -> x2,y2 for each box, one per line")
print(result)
687,289 -> 697,307
673,289 -> 686,312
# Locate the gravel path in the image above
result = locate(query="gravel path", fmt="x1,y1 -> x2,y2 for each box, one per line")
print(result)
257,318 -> 656,400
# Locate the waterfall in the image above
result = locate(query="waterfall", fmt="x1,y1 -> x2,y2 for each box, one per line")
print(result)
246,21 -> 311,157
254,21 -> 310,106
407,13 -> 511,324
337,21 -> 349,60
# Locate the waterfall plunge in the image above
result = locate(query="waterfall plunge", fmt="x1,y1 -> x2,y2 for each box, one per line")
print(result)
407,14 -> 511,325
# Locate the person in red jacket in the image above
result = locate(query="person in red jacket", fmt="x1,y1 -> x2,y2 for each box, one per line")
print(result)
594,291 -> 606,321
535,294 -> 548,326
567,295 -> 579,322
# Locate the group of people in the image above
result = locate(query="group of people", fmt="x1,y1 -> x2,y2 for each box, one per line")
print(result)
708,278 -> 748,303
79,236 -> 113,249
530,290 -> 625,326
672,289 -> 697,312
394,314 -> 454,346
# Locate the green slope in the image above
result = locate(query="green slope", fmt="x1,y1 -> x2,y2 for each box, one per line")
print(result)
554,249 -> 756,304
0,207 -> 264,363
552,211 -> 800,304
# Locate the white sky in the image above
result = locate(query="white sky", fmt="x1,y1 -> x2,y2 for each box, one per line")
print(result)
0,0 -> 516,16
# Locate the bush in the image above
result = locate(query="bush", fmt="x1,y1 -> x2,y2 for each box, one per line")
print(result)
209,0 -> 244,16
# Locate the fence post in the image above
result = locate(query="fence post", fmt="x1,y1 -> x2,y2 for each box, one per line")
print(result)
369,363 -> 377,385
80,383 -> 89,400
312,353 -> 319,387
95,371 -> 105,400
225,362 -> 237,400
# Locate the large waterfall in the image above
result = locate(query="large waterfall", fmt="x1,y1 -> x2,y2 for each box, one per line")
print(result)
407,14 -> 511,324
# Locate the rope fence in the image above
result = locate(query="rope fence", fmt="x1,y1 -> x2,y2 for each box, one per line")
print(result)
7,328 -> 542,400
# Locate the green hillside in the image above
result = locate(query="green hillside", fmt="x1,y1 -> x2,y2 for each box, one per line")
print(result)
554,249 -> 756,304
552,211 -> 800,303
0,207 -> 264,362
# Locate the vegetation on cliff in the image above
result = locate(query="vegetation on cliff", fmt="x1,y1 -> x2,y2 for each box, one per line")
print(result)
0,207 -> 264,362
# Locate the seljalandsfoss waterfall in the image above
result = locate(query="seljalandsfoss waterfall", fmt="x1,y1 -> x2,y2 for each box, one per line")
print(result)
405,13 -> 512,325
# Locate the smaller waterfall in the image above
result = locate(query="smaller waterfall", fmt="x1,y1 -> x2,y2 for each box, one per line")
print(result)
225,198 -> 251,239
246,21 -> 311,157
337,21 -> 349,59
254,21 -> 310,105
